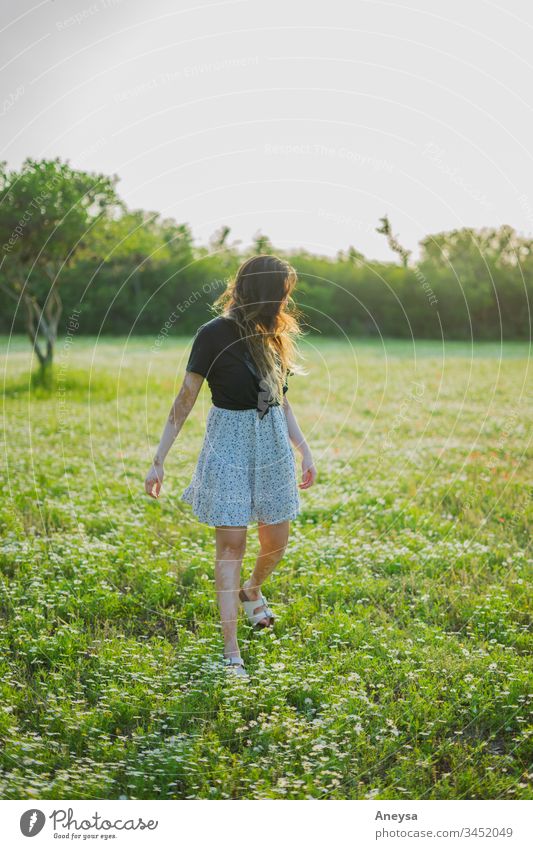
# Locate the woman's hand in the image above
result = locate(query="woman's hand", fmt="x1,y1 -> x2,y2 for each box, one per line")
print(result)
145,462 -> 164,498
299,451 -> 317,490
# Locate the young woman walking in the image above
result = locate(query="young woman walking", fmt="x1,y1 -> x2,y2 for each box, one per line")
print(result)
144,255 -> 317,678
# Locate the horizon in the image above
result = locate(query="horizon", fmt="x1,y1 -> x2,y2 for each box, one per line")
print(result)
2,0 -> 533,262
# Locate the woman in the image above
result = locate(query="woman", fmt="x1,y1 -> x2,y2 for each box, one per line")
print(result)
144,255 -> 317,678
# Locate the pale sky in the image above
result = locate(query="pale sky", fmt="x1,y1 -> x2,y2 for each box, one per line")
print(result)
2,0 -> 533,260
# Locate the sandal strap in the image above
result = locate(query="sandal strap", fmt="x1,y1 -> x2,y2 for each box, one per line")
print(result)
239,589 -> 275,625
259,592 -> 274,619
224,656 -> 245,668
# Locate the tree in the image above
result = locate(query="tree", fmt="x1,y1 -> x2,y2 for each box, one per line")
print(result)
418,225 -> 533,336
376,215 -> 411,267
208,225 -> 231,252
419,225 -> 533,269
337,245 -> 365,266
0,158 -> 121,371
86,210 -> 195,323
251,230 -> 273,255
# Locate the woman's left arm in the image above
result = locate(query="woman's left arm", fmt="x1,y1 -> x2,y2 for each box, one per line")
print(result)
282,396 -> 317,490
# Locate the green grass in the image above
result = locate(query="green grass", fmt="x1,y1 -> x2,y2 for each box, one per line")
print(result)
0,334 -> 532,800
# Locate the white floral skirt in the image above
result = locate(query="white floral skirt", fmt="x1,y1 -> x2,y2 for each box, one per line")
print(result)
181,405 -> 300,527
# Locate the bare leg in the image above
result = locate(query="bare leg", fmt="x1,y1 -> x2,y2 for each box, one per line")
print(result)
215,526 -> 247,658
241,520 -> 289,626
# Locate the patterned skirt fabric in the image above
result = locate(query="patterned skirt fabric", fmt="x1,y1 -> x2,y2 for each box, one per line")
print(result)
181,405 -> 301,527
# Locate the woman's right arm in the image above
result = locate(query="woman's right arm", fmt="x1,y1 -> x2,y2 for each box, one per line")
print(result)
144,371 -> 204,498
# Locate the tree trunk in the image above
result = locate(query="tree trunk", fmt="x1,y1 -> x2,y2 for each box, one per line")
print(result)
23,287 -> 62,372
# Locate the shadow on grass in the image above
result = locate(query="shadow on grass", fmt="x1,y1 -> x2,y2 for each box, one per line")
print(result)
3,367 -> 145,402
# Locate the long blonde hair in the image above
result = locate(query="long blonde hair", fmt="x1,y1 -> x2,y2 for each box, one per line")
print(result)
213,254 -> 305,403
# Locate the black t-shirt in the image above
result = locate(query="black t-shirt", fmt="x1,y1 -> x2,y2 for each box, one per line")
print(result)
185,316 -> 288,410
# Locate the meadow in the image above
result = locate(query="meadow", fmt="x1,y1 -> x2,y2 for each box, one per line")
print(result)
0,334 -> 531,800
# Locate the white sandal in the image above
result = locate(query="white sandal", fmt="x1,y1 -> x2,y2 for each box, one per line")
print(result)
223,655 -> 249,678
239,588 -> 275,629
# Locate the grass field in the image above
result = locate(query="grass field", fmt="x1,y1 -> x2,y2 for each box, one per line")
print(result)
0,334 -> 531,800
